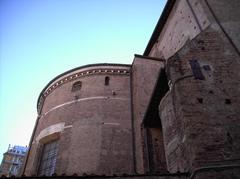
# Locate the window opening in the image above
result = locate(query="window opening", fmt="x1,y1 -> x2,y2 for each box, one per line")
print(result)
105,76 -> 110,86
189,59 -> 205,80
38,140 -> 59,176
144,127 -> 167,173
71,81 -> 82,92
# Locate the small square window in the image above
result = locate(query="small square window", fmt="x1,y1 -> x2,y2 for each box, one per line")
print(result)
71,81 -> 82,92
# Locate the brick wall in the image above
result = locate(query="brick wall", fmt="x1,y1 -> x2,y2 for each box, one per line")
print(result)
145,0 -> 240,178
131,56 -> 165,174
159,20 -> 240,177
24,65 -> 134,176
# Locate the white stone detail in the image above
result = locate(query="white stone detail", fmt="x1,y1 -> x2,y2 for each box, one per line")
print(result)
43,96 -> 129,116
35,122 -> 65,143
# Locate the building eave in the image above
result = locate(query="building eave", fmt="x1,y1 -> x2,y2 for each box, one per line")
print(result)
143,0 -> 176,56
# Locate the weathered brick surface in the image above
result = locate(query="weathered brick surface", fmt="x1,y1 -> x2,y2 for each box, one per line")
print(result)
146,0 -> 240,177
192,166 -> 240,179
149,0 -> 210,59
24,65 -> 134,176
1,174 -> 189,179
144,128 -> 167,173
24,0 -> 240,178
131,56 -> 165,174
159,23 -> 240,174
205,0 -> 240,52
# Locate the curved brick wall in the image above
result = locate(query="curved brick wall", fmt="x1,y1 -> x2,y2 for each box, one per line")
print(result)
24,64 -> 134,176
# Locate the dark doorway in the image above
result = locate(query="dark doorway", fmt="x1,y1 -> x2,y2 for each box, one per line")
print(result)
142,68 -> 169,173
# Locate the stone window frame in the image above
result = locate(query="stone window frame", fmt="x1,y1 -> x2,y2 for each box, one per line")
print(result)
35,131 -> 62,176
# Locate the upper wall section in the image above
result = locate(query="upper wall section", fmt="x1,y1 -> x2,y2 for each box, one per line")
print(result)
146,0 -> 210,59
144,0 -> 240,59
37,64 -> 131,114
205,0 -> 240,53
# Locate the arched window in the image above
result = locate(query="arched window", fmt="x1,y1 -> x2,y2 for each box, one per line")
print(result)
105,76 -> 110,86
71,81 -> 82,92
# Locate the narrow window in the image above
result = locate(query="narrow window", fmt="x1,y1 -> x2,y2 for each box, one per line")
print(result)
38,140 -> 59,176
189,59 -> 205,80
71,81 -> 82,92
142,69 -> 168,173
105,76 -> 110,86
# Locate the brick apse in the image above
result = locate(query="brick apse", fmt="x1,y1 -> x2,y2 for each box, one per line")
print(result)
23,0 -> 240,178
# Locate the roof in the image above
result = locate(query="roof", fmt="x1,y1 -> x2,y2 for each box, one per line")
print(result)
5,145 -> 28,156
143,0 -> 176,56
13,146 -> 28,152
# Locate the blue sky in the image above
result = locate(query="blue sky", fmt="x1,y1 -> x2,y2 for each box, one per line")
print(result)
0,0 -> 166,162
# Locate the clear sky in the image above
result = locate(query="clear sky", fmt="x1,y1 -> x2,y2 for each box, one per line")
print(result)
0,0 -> 166,162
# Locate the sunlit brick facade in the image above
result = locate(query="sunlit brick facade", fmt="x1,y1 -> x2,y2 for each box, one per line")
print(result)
23,0 -> 240,178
